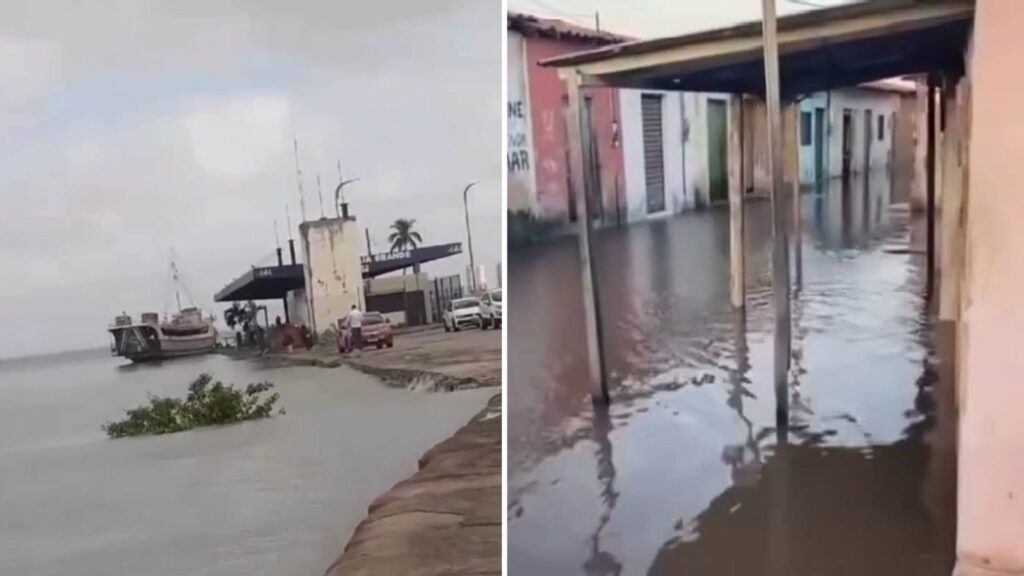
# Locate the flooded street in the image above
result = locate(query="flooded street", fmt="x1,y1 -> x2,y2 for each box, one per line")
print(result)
508,173 -> 957,575
0,352 -> 492,576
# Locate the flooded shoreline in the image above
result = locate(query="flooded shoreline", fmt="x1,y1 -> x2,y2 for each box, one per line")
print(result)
508,173 -> 957,575
0,351 -> 492,576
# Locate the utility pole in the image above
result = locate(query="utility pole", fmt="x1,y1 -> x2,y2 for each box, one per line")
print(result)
462,182 -> 478,293
761,0 -> 791,432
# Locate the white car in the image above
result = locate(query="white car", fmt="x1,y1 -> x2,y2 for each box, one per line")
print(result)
444,297 -> 482,332
479,288 -> 502,329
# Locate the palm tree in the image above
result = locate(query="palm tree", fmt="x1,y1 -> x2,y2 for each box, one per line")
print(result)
388,219 -> 422,253
387,218 -> 423,325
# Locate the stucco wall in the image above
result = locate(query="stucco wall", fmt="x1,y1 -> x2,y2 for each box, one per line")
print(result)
299,217 -> 365,335
285,287 -> 309,328
507,31 -> 536,215
957,2 -> 1024,573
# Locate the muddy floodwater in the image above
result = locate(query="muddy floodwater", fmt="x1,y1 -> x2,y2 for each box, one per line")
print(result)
508,173 -> 957,576
0,352 -> 491,576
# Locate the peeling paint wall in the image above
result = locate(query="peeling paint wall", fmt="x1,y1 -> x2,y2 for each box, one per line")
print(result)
285,288 -> 309,328
299,217 -> 365,335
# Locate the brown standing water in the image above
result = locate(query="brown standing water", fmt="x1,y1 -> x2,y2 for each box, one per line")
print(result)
508,172 -> 957,576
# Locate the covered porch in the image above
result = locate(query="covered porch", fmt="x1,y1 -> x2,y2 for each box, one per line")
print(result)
542,0 -> 986,573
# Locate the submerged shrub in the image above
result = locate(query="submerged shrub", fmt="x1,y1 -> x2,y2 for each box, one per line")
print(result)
103,373 -> 281,438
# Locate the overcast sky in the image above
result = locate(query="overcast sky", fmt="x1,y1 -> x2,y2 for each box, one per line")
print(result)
0,1 -> 501,358
507,0 -> 850,38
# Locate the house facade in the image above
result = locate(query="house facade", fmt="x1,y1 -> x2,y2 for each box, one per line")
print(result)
507,13 -> 626,228
796,81 -> 918,186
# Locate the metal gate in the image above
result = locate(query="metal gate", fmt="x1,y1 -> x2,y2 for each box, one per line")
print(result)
432,275 -> 464,323
642,94 -> 666,214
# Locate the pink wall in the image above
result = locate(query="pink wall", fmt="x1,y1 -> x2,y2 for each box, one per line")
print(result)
524,37 -> 625,224
958,1 -> 1024,573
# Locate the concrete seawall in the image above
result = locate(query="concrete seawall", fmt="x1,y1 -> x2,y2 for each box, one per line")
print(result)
267,327 -> 501,575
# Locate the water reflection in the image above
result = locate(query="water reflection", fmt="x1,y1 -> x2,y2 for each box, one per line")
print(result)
508,170 -> 954,575
583,408 -> 621,576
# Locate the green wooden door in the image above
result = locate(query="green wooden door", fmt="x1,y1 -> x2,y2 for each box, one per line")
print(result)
707,99 -> 728,204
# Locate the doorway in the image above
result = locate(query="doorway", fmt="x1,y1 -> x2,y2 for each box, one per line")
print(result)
841,109 -> 854,180
863,109 -> 873,174
707,98 -> 728,203
814,107 -> 826,187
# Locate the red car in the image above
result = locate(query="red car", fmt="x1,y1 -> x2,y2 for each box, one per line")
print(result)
337,311 -> 394,353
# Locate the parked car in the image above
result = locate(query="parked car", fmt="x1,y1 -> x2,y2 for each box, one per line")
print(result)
443,297 -> 482,331
337,311 -> 394,352
479,288 -> 502,329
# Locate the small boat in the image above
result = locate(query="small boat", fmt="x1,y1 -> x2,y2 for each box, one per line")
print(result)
107,257 -> 217,362
109,307 -> 217,362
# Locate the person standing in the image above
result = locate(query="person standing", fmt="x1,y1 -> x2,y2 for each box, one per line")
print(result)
346,305 -> 364,353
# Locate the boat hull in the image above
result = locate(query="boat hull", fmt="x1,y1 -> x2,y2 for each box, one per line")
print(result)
109,324 -> 216,362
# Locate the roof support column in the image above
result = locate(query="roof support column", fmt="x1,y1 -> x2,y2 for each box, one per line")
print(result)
566,70 -> 609,405
785,101 -> 803,289
728,95 -> 746,309
761,0 -> 790,433
940,78 -> 965,322
927,74 -> 938,301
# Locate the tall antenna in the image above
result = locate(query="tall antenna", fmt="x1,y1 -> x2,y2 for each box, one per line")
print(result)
337,159 -> 342,183
293,137 -> 308,223
285,203 -> 293,239
274,219 -> 280,248
317,173 -> 325,218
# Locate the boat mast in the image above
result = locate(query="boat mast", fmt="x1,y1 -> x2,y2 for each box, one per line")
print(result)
171,258 -> 182,312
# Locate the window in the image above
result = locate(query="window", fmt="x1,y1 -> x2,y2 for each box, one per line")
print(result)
800,111 -> 812,146
878,115 -> 885,141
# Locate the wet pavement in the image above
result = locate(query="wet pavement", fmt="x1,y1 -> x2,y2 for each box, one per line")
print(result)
507,171 -> 957,576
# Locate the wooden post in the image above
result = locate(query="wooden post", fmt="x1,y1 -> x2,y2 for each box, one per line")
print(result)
565,71 -> 610,405
939,80 -> 965,321
728,96 -> 745,309
912,80 -> 929,212
785,102 -> 803,288
761,0 -> 790,432
926,75 -> 938,301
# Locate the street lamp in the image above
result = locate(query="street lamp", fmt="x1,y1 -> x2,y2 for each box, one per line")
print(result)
334,177 -> 360,218
463,181 -> 478,293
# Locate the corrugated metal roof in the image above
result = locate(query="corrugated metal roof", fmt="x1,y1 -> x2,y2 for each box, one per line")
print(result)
507,11 -> 632,44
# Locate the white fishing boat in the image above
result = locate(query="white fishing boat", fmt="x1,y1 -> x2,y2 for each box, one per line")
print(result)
108,259 -> 217,362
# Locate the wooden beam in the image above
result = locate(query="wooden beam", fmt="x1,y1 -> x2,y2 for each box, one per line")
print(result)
926,74 -> 938,301
565,71 -> 610,405
912,80 -> 928,212
728,95 -> 745,309
567,4 -> 972,78
785,102 -> 803,288
762,0 -> 790,433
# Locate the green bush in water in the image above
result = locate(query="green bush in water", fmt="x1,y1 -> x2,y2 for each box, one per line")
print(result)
103,373 -> 282,438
